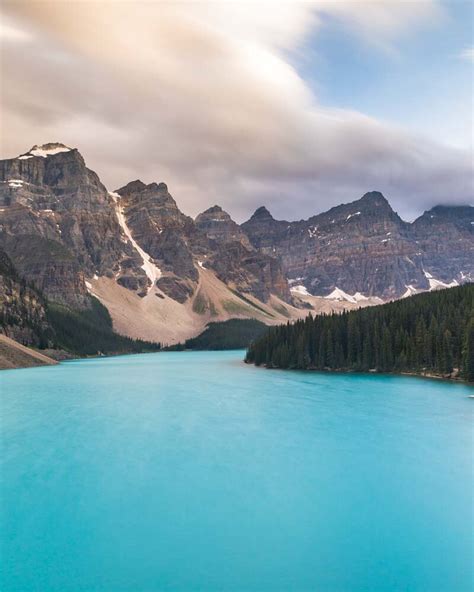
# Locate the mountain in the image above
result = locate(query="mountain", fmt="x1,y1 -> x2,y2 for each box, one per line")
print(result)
0,143 -> 299,347
242,191 -> 473,300
0,143 -> 146,307
1,143 -> 472,349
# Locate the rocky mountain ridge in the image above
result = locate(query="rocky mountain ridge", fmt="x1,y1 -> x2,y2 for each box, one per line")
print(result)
242,191 -> 473,300
1,143 -> 472,344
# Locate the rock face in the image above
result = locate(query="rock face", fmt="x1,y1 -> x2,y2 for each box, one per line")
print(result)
412,206 -> 474,285
0,247 -> 51,347
0,143 -> 147,307
195,205 -> 291,303
242,191 -> 474,299
115,180 -> 200,302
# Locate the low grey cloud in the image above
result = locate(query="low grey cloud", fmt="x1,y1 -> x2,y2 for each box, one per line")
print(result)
1,1 -> 471,222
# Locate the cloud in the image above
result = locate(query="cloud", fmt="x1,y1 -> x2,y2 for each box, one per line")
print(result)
459,46 -> 474,62
0,1 -> 471,222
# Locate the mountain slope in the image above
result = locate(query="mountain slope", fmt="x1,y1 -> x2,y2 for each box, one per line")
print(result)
0,334 -> 57,370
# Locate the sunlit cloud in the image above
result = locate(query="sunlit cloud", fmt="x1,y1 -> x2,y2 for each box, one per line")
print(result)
0,1 -> 471,222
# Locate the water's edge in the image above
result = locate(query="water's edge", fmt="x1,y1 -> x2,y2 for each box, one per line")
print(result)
4,347 -> 474,386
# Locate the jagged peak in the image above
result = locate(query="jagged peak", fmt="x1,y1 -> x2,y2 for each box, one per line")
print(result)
206,205 -> 224,214
115,179 -> 147,196
249,206 -> 274,221
359,191 -> 390,206
196,205 -> 231,219
148,181 -> 169,193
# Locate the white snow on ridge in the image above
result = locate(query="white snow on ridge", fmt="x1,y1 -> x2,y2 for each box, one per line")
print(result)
29,145 -> 72,158
325,287 -> 357,303
18,155 -> 34,160
291,284 -> 310,296
109,191 -> 161,294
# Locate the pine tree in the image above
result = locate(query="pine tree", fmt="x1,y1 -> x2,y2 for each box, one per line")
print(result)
245,284 -> 473,381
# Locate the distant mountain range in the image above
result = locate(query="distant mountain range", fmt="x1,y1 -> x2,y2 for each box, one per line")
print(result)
1,142 -> 472,347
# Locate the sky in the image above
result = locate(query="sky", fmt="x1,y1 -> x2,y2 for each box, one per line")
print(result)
1,0 -> 472,222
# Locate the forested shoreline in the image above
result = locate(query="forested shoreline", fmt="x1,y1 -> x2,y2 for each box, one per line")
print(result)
245,284 -> 474,382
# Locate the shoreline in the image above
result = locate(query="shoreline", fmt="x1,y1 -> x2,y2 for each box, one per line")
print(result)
3,346 -> 473,387
245,361 -> 473,386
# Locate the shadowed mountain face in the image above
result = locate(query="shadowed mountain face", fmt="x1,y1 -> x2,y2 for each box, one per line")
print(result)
242,191 -> 474,299
0,144 -> 472,337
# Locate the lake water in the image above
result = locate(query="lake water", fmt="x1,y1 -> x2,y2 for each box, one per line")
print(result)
1,351 -> 473,591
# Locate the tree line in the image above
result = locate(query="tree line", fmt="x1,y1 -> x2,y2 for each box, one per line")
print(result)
245,284 -> 474,381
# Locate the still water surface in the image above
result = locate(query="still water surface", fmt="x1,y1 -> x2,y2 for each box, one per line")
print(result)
1,351 -> 473,591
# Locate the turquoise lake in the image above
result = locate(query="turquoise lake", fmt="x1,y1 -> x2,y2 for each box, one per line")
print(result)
1,350 -> 473,591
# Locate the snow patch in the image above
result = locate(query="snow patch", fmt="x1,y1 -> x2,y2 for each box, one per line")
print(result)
29,145 -> 71,158
325,287 -> 357,304
197,260 -> 205,269
18,154 -> 34,160
290,284 -> 310,296
109,191 -> 161,294
7,179 -> 24,188
346,211 -> 361,221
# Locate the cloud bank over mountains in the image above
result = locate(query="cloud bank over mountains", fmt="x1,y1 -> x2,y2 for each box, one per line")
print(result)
1,1 -> 472,221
